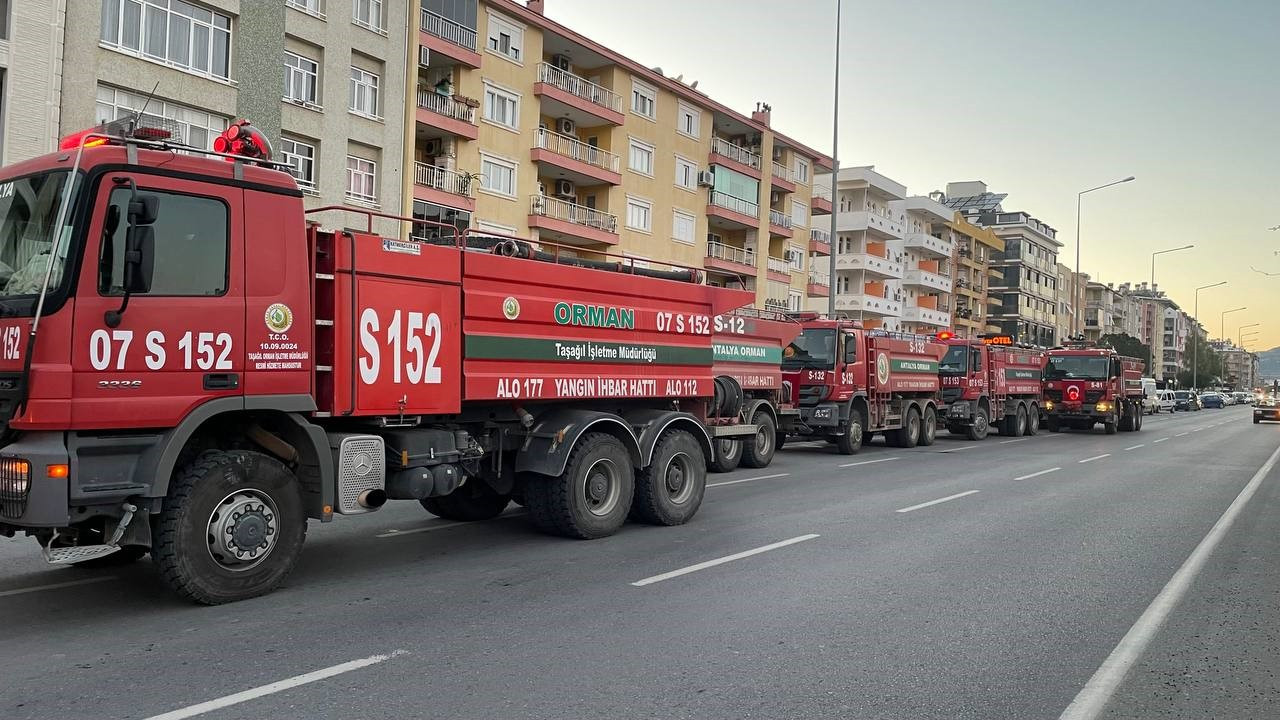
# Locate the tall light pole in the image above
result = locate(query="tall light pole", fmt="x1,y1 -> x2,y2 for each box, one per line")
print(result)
825,0 -> 841,318
1074,176 -> 1135,336
1220,307 -> 1246,343
1239,322 -> 1260,347
1193,281 -> 1226,390
1150,244 -> 1193,288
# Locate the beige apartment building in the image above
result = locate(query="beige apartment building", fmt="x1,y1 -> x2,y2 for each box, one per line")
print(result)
946,212 -> 1003,338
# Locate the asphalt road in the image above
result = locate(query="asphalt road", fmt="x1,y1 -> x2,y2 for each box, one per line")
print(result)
1,405 -> 1277,719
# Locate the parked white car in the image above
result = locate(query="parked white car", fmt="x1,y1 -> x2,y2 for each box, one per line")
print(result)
1141,378 -> 1159,414
1156,390 -> 1177,413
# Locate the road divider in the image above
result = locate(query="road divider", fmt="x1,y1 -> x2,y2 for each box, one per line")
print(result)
631,534 -> 820,586
895,490 -> 980,514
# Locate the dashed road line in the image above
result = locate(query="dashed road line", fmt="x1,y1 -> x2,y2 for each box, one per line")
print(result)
1153,437 -> 1169,443
0,576 -> 117,598
838,457 -> 900,468
1175,432 -> 1189,437
1000,439 -> 1028,444
938,445 -> 978,453
707,473 -> 789,488
1124,444 -> 1145,451
1079,454 -> 1111,464
896,490 -> 980,514
631,534 -> 820,587
1015,467 -> 1061,481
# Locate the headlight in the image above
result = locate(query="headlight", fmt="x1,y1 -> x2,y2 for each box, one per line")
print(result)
1044,400 -> 1054,410
1096,401 -> 1111,412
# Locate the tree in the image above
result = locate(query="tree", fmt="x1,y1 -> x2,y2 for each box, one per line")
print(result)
1175,332 -> 1223,389
1099,333 -> 1152,369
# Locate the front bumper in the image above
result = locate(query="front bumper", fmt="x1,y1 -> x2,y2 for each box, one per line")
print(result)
1042,401 -> 1109,422
0,432 -> 71,529
1255,408 -> 1280,422
798,402 -> 841,429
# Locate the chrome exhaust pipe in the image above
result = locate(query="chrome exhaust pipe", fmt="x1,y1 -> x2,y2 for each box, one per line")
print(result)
357,488 -> 387,509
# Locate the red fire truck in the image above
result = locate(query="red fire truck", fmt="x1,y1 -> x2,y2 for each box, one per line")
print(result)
0,119 -> 773,603
937,334 -> 1046,440
1041,344 -> 1146,434
780,316 -> 944,453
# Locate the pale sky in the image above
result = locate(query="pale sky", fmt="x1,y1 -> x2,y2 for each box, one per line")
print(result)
542,0 -> 1280,351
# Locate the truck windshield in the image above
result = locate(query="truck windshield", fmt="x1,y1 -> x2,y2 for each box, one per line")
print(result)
1044,356 -> 1109,380
0,171 -> 77,314
939,345 -> 967,373
782,328 -> 836,371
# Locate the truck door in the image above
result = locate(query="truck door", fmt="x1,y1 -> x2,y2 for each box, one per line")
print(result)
70,174 -> 245,428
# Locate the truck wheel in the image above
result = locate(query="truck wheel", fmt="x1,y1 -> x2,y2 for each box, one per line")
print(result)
1133,405 -> 1143,431
919,406 -> 937,446
153,450 -> 307,605
1119,405 -> 1134,432
420,481 -> 510,521
896,407 -> 921,449
741,411 -> 777,468
708,438 -> 742,473
631,430 -> 706,525
834,411 -> 865,455
1014,405 -> 1028,436
525,433 -> 634,539
1026,407 -> 1040,436
966,406 -> 990,441
1104,407 -> 1119,435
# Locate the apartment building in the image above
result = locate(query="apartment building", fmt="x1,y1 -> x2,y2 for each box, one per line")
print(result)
894,195 -> 954,334
1056,264 -> 1087,343
408,0 -> 830,310
1084,281 -> 1144,342
0,0 -> 66,165
945,211 -> 1004,338
943,182 -> 1062,347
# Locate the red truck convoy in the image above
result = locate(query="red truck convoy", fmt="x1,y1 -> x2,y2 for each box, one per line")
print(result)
708,310 -> 801,472
0,119 -> 774,603
1041,345 -> 1146,434
937,335 -> 1046,440
780,316 -> 944,453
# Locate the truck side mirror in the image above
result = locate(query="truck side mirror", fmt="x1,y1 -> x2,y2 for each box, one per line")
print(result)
105,190 -> 159,328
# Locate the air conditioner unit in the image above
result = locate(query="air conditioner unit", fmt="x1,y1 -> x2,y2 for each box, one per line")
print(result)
551,54 -> 572,71
696,170 -> 715,187
419,45 -> 431,68
556,117 -> 576,135
785,249 -> 802,262
555,179 -> 576,198
423,138 -> 443,156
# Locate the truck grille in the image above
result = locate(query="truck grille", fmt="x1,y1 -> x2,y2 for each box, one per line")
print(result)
798,386 -> 826,407
942,387 -> 964,404
0,458 -> 31,519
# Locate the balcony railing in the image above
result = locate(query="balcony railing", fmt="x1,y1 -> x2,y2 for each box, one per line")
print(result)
535,128 -> 620,173
767,256 -> 790,275
771,161 -> 791,183
810,228 -> 831,246
416,89 -> 477,124
536,63 -> 622,113
813,181 -> 832,198
420,9 -> 477,51
769,210 -> 792,229
711,137 -> 762,170
531,195 -> 618,233
709,190 -> 759,218
414,162 -> 475,197
706,240 -> 756,267
808,273 -> 830,287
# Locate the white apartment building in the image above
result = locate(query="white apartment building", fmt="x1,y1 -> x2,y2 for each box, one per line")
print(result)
0,0 -> 66,165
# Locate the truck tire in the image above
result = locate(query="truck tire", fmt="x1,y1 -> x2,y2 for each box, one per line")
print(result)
1133,404 -> 1143,431
420,481 -> 510,521
834,410 -> 865,455
966,406 -> 990,441
741,410 -> 777,468
1119,404 -> 1134,432
895,406 -> 921,449
1026,406 -> 1040,436
920,406 -> 937,446
525,432 -> 634,539
708,438 -> 742,473
631,430 -> 706,525
1014,404 -> 1028,437
1045,416 -> 1060,433
1104,407 -> 1119,435
153,450 -> 307,605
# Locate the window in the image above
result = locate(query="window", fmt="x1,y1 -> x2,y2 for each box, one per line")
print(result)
286,0 -> 324,17
98,188 -> 228,297
788,291 -> 803,312
280,137 -> 317,192
96,85 -> 228,150
626,196 -> 652,233
483,84 -> 519,129
672,210 -> 696,245
349,66 -> 380,118
423,0 -> 478,31
486,12 -> 523,62
628,138 -> 654,176
677,102 -> 700,138
674,156 -> 697,190
100,0 -> 232,80
794,157 -> 810,184
479,154 -> 517,197
476,219 -> 517,235
631,81 -> 656,119
284,51 -> 320,105
346,156 -> 377,204
352,0 -> 383,32
789,244 -> 804,271
791,199 -> 808,229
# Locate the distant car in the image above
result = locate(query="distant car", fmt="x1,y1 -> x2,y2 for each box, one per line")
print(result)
1236,392 -> 1253,405
1156,390 -> 1177,413
1220,393 -> 1236,406
1174,390 -> 1200,411
1141,378 -> 1159,414
1255,396 -> 1280,423
1200,392 -> 1225,409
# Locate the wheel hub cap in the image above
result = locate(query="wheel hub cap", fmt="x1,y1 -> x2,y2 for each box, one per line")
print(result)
207,490 -> 279,572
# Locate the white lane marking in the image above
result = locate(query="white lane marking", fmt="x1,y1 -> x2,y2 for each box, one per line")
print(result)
707,472 -> 789,488
1124,444 -> 1145,451
1153,437 -> 1169,443
1192,427 -> 1204,433
1059,441 -> 1280,720
143,650 -> 409,720
1015,467 -> 1061,481
0,576 -> 117,598
376,511 -> 525,538
838,457 -> 900,468
631,534 -> 820,587
1078,454 -> 1111,464
1042,434 -> 1066,439
938,445 -> 978,453
1175,432 -> 1189,437
895,490 -> 980,514
1000,439 -> 1028,444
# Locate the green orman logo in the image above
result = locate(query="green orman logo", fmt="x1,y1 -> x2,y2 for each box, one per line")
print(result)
502,296 -> 521,320
876,353 -> 890,385
265,303 -> 293,333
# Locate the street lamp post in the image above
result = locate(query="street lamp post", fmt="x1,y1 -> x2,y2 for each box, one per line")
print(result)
1221,307 -> 1246,343
1074,176 -> 1135,336
825,0 -> 841,319
1193,281 -> 1227,390
1151,244 -> 1194,288
1239,323 -> 1260,347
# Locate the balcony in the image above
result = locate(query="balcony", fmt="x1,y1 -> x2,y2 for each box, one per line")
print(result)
710,137 -> 763,178
836,210 -> 904,239
766,255 -> 792,282
534,63 -> 624,126
531,128 -> 622,186
768,209 -> 793,238
413,162 -> 475,211
763,280 -> 794,312
902,305 -> 952,328
770,161 -> 795,192
834,251 -> 904,279
416,88 -> 479,140
834,293 -> 903,318
807,273 -> 830,297
419,9 -> 481,67
528,195 -> 619,246
706,190 -> 760,229
811,181 -> 832,215
903,268 -> 953,293
705,240 -> 758,277
809,227 -> 831,255
904,232 -> 954,258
